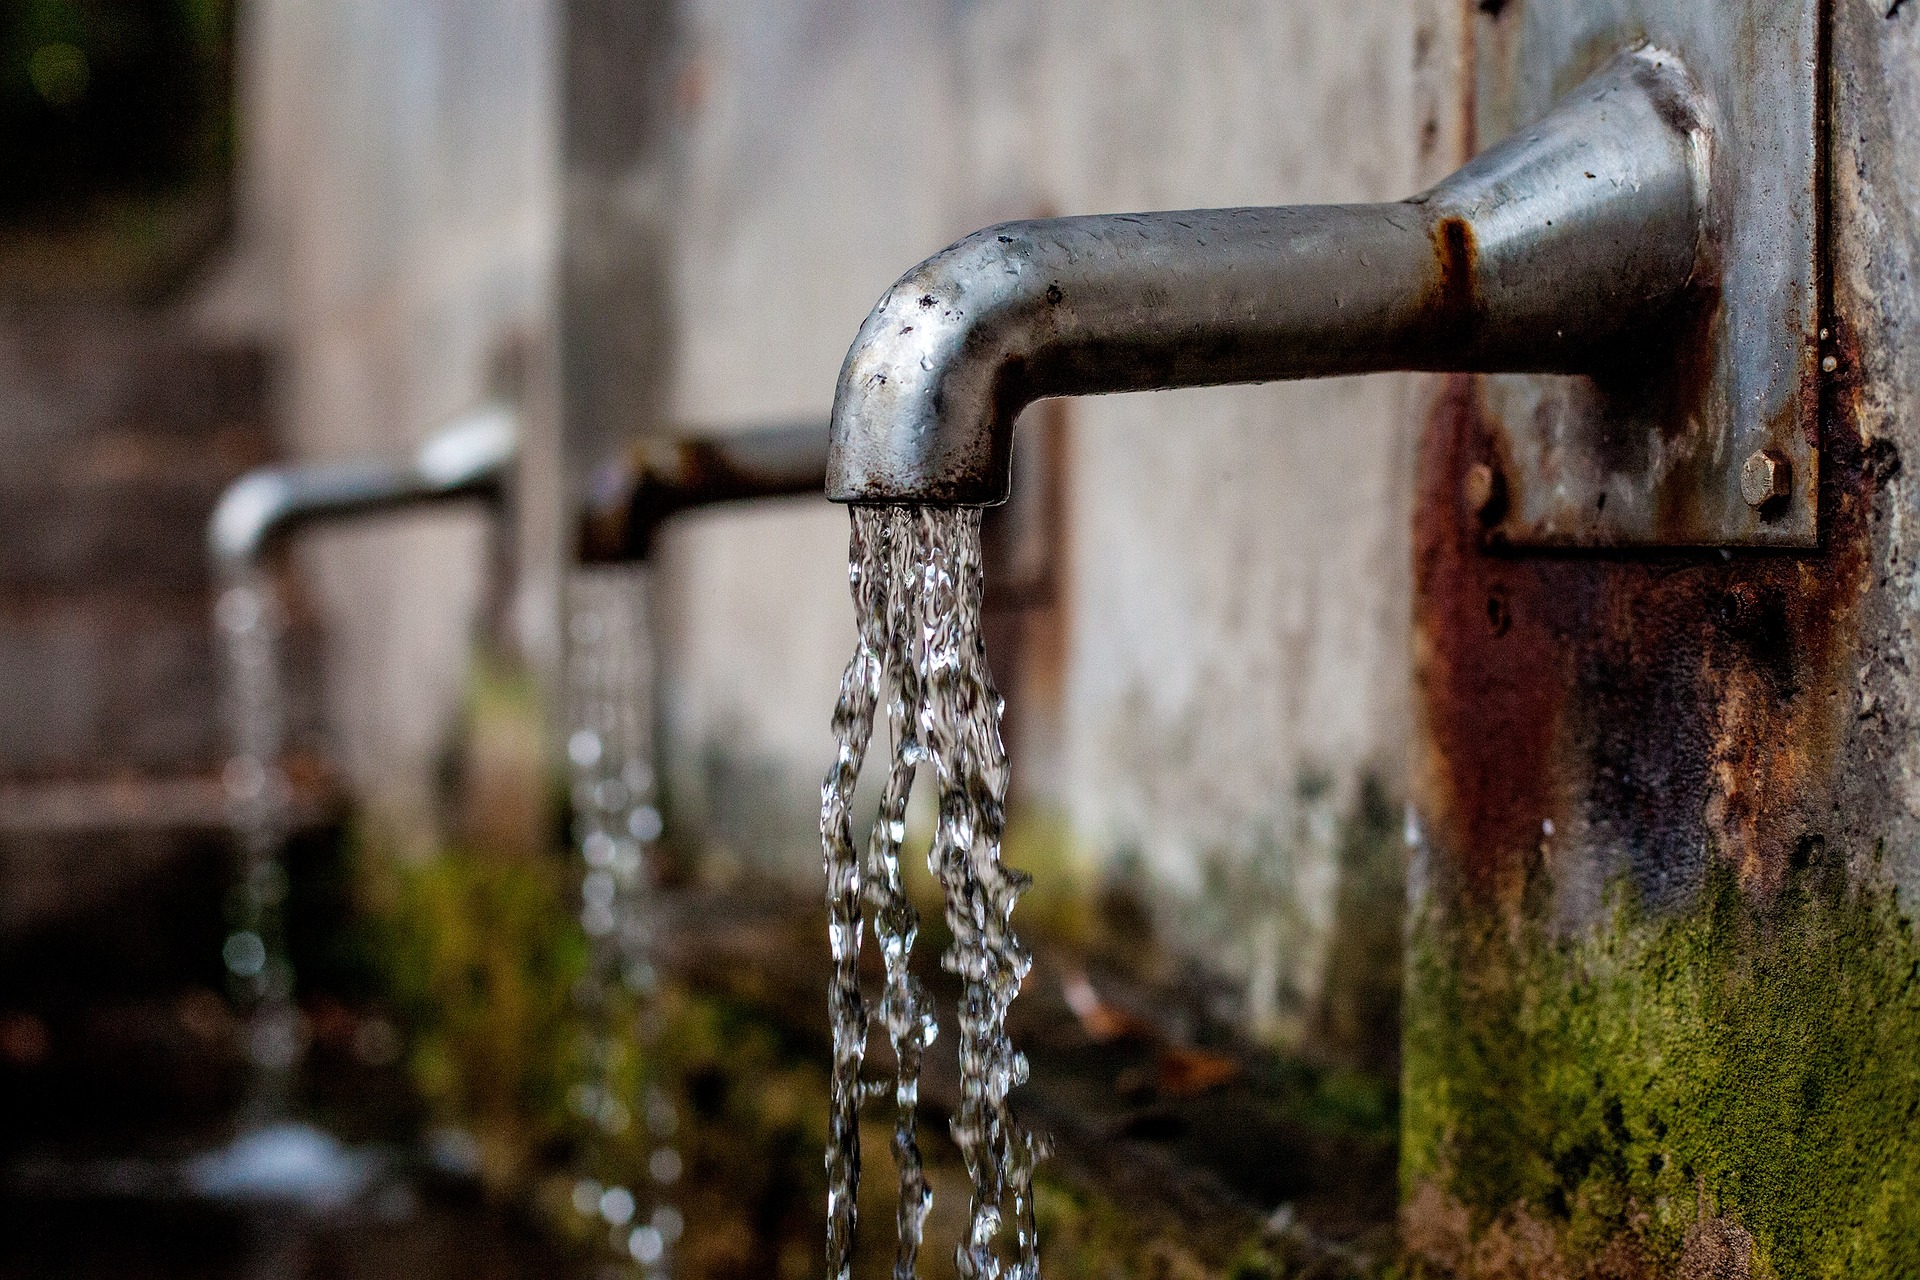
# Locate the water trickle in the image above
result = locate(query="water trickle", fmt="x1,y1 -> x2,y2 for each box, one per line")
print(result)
822,506 -> 1041,1280
214,566 -> 301,1118
565,567 -> 680,1278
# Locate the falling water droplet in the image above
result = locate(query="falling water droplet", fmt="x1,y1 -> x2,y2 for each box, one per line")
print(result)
599,1185 -> 636,1225
628,1225 -> 665,1265
569,728 -> 604,767
224,931 -> 267,977
573,1178 -> 603,1217
649,1148 -> 682,1184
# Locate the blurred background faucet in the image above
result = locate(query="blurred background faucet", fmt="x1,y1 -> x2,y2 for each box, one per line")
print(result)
209,402 -> 519,575
575,421 -> 831,564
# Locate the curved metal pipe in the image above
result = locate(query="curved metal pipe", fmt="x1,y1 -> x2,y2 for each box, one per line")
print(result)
208,402 -> 519,571
576,420 -> 831,563
828,48 -> 1709,505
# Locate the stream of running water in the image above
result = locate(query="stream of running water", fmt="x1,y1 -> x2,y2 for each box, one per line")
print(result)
564,567 -> 683,1278
214,566 -> 303,1119
822,505 -> 1040,1280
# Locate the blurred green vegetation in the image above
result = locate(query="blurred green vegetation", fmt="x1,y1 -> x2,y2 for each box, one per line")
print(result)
370,841 -> 586,1193
2,0 -> 231,220
357,827 -> 856,1276
1,0 -> 233,297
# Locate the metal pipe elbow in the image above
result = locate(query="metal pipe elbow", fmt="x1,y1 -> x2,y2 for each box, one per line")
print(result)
826,223 -> 1076,506
827,47 -> 1708,506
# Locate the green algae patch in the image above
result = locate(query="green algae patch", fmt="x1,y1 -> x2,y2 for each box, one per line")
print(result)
1402,856 -> 1920,1277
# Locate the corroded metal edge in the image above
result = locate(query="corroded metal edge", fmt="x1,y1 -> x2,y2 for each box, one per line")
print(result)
1473,0 -> 1823,547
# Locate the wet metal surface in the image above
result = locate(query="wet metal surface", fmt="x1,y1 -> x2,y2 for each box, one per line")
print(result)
1407,0 -> 1843,909
829,4 -> 1821,552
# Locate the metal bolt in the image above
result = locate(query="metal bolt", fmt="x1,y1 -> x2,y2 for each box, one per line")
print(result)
1464,462 -> 1504,522
1740,450 -> 1791,509
1821,354 -> 1838,373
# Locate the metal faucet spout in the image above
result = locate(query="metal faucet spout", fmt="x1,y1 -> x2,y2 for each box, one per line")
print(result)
208,402 -> 518,570
828,48 -> 1708,505
577,420 -> 831,563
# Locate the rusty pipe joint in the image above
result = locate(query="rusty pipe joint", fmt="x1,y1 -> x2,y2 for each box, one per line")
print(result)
208,402 -> 518,571
827,47 -> 1709,505
576,421 -> 831,564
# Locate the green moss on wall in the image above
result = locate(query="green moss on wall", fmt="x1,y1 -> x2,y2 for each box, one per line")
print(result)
1402,853 -> 1920,1277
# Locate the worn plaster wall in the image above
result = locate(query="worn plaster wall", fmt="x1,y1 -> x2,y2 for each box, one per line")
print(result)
658,0 -> 1423,1038
212,0 -> 559,840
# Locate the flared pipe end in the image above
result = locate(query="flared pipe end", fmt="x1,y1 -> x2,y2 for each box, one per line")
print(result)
413,401 -> 519,493
826,225 -> 1035,507
208,470 -> 303,571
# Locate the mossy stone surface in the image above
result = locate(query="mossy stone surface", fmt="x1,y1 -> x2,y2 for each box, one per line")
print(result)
1403,858 -> 1920,1278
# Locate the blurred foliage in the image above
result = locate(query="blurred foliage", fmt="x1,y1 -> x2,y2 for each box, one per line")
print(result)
1036,1175 -> 1401,1280
537,991 -> 839,1278
368,842 -> 587,1194
356,821 -> 1395,1276
361,823 -> 837,1275
1,0 -> 232,220
442,648 -> 563,860
1034,1178 -> 1215,1280
1003,808 -> 1097,947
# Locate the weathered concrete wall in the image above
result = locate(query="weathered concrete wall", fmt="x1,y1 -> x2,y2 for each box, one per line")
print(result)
659,0 -> 1422,1042
1400,3 -> 1920,1274
215,0 -> 559,841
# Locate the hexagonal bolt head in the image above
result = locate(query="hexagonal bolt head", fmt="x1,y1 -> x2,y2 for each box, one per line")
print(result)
1464,462 -> 1505,523
1740,450 -> 1791,509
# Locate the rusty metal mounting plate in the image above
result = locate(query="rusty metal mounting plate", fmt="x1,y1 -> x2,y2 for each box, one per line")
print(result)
1472,0 -> 1821,548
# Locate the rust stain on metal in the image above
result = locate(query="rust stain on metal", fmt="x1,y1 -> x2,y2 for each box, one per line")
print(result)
1464,0 -> 1821,548
577,430 -> 828,563
1432,216 -> 1479,338
1417,375 -> 1578,902
1417,345 -> 1880,906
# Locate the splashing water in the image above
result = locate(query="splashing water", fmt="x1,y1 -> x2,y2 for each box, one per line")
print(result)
822,506 -> 1041,1280
214,567 -> 302,1118
564,567 -> 682,1277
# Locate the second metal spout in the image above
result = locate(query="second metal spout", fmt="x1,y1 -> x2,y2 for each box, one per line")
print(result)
828,48 -> 1708,506
577,421 -> 831,563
